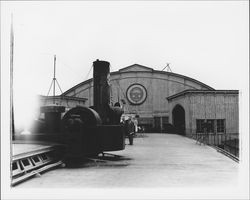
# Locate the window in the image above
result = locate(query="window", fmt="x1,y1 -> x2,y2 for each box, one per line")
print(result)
197,119 -> 225,133
206,119 -> 215,133
196,119 -> 206,133
217,119 -> 225,133
162,117 -> 169,124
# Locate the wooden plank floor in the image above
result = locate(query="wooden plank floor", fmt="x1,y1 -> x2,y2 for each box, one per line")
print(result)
15,134 -> 239,188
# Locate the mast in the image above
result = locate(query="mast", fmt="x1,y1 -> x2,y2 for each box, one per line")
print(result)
10,13 -> 15,140
45,54 -> 63,105
53,55 -> 56,104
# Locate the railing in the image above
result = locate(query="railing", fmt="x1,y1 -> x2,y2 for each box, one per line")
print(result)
187,132 -> 239,160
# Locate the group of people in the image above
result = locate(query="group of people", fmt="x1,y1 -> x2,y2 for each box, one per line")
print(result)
121,116 -> 138,145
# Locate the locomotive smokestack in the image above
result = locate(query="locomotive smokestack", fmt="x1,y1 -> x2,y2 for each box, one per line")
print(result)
93,59 -> 111,123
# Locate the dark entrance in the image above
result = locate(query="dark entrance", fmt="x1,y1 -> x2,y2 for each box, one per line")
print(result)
172,105 -> 185,135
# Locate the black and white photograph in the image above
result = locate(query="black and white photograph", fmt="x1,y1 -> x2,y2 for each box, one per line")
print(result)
1,1 -> 249,199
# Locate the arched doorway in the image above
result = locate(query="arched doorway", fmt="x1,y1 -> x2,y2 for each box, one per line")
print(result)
172,104 -> 185,135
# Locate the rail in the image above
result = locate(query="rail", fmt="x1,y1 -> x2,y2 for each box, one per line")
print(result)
187,132 -> 239,162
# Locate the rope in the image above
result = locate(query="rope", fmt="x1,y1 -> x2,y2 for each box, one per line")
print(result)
114,79 -> 132,113
55,79 -> 63,94
44,80 -> 54,105
84,64 -> 93,81
57,56 -> 81,80
46,79 -> 54,97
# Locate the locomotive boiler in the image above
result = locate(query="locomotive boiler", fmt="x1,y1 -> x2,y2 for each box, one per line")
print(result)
60,60 -> 125,159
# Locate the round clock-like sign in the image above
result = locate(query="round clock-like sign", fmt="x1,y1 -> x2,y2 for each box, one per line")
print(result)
126,84 -> 147,105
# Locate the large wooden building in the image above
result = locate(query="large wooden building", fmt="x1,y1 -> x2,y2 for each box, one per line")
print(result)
43,63 -> 239,136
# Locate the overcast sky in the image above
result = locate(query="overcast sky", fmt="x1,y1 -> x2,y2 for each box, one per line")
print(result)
2,1 -> 249,94
1,1 -> 249,124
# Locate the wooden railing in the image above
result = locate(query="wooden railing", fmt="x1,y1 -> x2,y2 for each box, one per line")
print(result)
187,132 -> 239,161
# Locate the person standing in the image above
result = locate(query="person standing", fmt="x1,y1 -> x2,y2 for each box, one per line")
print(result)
125,118 -> 134,145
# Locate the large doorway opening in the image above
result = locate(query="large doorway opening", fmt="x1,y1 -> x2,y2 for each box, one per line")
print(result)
172,105 -> 185,135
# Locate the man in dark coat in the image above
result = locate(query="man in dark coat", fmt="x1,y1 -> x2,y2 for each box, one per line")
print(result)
124,118 -> 135,145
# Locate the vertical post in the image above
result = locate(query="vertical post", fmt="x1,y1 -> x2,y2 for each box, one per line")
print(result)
10,14 -> 14,140
53,55 -> 56,104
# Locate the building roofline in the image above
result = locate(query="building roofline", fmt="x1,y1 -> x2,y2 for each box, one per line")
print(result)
62,64 -> 215,95
153,70 -> 214,90
118,64 -> 154,72
39,95 -> 88,102
61,79 -> 93,96
166,89 -> 239,101
111,70 -> 214,90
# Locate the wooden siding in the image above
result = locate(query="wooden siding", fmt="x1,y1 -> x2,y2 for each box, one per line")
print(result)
169,93 -> 239,135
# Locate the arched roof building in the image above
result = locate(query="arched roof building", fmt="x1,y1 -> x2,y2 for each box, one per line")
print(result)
63,64 -> 212,110
43,63 -> 238,137
57,63 -> 233,133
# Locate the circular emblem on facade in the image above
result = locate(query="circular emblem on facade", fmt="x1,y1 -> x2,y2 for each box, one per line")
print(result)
126,84 -> 147,105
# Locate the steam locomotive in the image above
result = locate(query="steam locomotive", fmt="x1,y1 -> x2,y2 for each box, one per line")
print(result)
16,60 -> 127,161
59,60 -> 125,159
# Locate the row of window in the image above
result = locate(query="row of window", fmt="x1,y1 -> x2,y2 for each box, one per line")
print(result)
196,119 -> 225,133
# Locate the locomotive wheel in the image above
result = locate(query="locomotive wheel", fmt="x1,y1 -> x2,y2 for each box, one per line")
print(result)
61,106 -> 102,160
